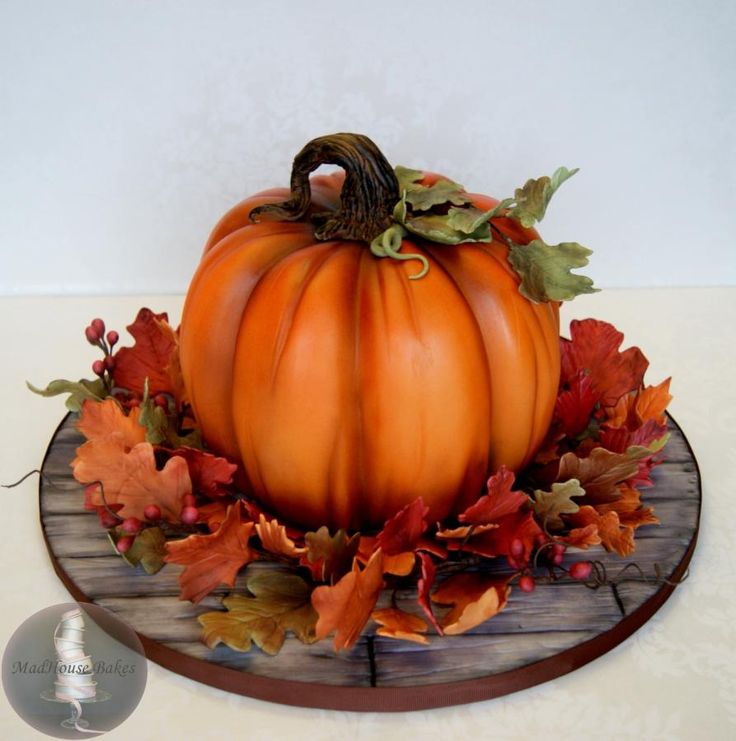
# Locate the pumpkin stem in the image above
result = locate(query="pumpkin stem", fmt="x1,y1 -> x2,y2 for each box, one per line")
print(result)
249,133 -> 400,242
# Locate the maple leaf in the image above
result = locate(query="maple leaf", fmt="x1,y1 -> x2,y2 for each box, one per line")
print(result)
431,573 -> 510,635
112,308 -> 183,399
311,549 -> 384,651
436,524 -> 498,539
198,571 -> 317,655
566,506 -> 635,557
376,497 -> 429,555
173,447 -> 237,497
73,435 -> 191,521
459,466 -> 530,524
255,514 -> 306,558
557,445 -> 652,504
606,378 -> 673,429
372,608 -> 429,645
416,552 -> 443,635
164,503 -> 256,603
533,479 -> 586,530
76,398 -> 145,448
560,319 -> 649,407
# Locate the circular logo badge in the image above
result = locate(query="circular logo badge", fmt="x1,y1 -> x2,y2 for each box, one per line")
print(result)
2,602 -> 147,738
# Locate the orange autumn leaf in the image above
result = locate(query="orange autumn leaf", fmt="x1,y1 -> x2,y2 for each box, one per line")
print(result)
73,434 -> 191,521
596,484 -> 659,530
356,536 -> 416,576
255,513 -> 306,558
635,378 -> 672,425
113,308 -> 183,399
302,527 -> 360,584
557,446 -> 651,504
312,549 -> 384,651
76,398 -> 145,448
436,524 -> 498,540
197,499 -> 234,532
372,608 -> 429,645
558,523 -> 602,548
567,505 -> 635,557
165,502 -> 256,603
431,573 -> 510,635
606,378 -> 672,428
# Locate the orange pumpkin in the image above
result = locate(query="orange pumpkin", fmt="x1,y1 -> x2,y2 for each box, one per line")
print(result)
180,134 -> 560,531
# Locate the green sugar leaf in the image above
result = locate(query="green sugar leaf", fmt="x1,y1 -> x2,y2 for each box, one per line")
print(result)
27,378 -> 107,412
395,165 -> 472,211
509,166 -> 579,228
508,239 -> 598,302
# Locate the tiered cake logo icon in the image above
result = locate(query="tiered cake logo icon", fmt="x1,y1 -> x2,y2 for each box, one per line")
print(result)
40,607 -> 111,734
2,602 -> 147,738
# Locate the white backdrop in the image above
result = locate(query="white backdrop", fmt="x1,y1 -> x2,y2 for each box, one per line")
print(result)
1,0 -> 734,295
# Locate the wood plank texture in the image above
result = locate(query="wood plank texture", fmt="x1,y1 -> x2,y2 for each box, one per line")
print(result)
38,414 -> 700,706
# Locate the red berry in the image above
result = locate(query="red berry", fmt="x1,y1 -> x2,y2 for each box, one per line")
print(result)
519,575 -> 536,593
154,394 -> 168,409
91,318 -> 106,337
116,535 -> 135,554
106,330 -> 119,347
182,494 -> 197,508
85,325 -> 101,344
550,542 -> 566,566
92,359 -> 105,377
570,561 -> 593,581
121,517 -> 142,535
510,538 -> 525,559
180,506 -> 199,525
143,504 -> 162,521
104,355 -> 116,372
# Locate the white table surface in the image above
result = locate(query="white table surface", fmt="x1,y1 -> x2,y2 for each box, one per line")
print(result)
1,287 -> 734,740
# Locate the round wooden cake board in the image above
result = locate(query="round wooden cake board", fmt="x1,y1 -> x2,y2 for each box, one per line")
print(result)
38,414 -> 700,712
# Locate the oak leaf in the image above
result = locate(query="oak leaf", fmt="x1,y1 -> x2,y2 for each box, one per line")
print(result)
532,479 -> 585,530
198,571 -> 317,655
76,398 -> 145,448
165,503 -> 256,603
73,434 -> 191,521
110,526 -> 167,574
448,510 -> 542,563
459,466 -> 529,525
560,319 -> 648,407
557,445 -> 651,504
113,308 -> 183,399
596,484 -> 659,530
173,447 -> 237,497
566,506 -> 635,557
431,573 -> 510,635
372,608 -> 429,645
558,524 -> 602,549
311,549 -> 384,651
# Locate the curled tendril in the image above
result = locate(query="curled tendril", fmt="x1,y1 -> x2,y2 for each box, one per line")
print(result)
370,223 -> 429,280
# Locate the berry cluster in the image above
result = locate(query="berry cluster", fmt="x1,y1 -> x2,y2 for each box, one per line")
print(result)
84,317 -> 119,387
512,536 -> 593,593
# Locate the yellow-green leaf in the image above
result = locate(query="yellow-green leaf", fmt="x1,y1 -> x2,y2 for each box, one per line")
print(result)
198,571 -> 318,655
509,166 -> 579,228
533,479 -> 585,530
